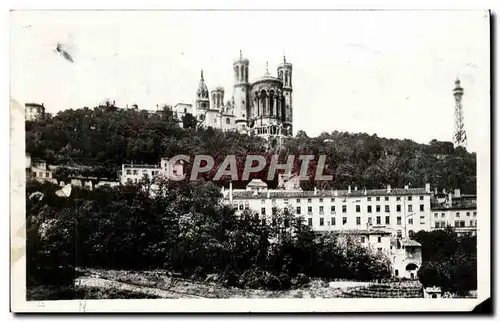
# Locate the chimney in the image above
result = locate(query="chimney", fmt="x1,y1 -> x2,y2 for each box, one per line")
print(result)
387,184 -> 391,193
354,186 -> 358,191
364,188 -> 367,195
348,185 -> 352,194
404,184 -> 409,190
314,187 -> 318,196
454,189 -> 461,198
425,183 -> 431,193
113,100 -> 115,105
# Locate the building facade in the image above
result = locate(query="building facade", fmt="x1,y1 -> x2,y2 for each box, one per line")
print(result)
195,51 -> 294,145
28,159 -> 57,184
120,158 -> 185,184
224,179 -> 433,238
430,189 -> 477,236
25,102 -> 45,121
223,179 -> 428,279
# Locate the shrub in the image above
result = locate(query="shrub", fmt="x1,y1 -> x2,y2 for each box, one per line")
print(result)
292,273 -> 311,288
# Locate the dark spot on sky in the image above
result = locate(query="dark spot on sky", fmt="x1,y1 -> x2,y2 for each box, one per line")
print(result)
56,42 -> 74,63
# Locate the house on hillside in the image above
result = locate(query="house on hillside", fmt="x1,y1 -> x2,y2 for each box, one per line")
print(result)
430,188 -> 477,236
391,238 -> 422,279
28,159 -> 57,184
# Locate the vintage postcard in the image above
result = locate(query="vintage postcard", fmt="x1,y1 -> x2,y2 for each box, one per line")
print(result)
10,10 -> 491,312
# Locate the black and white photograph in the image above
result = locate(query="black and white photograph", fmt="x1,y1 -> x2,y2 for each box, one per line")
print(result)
9,9 -> 491,313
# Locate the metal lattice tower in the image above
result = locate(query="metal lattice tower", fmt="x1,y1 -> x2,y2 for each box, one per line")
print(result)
452,78 -> 467,148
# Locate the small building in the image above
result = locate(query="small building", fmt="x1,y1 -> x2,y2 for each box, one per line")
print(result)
95,181 -> 120,188
29,159 -> 57,184
329,228 -> 393,254
430,189 -> 477,236
25,102 -> 45,121
423,286 -> 442,298
120,158 -> 186,184
391,238 -> 422,279
277,173 -> 302,191
246,179 -> 269,192
120,164 -> 162,185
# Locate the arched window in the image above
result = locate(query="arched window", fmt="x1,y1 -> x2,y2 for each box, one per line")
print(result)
226,117 -> 230,124
245,66 -> 249,82
279,70 -> 283,80
408,230 -> 415,239
395,269 -> 399,277
240,65 -> 244,81
236,67 -> 239,80
285,71 -> 289,86
269,90 -> 275,116
261,90 -> 267,115
405,263 -> 418,271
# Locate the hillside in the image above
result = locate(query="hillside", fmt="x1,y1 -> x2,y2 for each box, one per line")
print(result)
25,104 -> 476,193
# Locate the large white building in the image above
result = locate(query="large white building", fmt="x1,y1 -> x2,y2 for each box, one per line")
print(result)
222,178 -> 430,278
224,179 -> 433,238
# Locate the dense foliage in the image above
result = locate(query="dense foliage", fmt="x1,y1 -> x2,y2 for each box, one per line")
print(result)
26,105 -> 476,193
26,180 -> 391,291
415,227 -> 477,295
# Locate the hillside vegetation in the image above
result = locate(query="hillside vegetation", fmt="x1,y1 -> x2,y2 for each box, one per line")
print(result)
26,104 -> 476,193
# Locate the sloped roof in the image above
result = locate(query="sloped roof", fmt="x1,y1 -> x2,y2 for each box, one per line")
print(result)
322,229 -> 392,236
231,187 -> 429,200
247,179 -> 268,188
401,239 -> 421,247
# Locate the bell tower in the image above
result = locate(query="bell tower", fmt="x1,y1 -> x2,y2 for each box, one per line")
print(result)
232,50 -> 250,132
277,56 -> 293,136
195,69 -> 210,123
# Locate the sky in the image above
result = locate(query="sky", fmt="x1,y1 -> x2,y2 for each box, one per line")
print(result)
10,10 -> 490,152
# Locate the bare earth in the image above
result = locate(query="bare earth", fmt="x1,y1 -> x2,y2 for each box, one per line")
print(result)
75,268 -> 421,299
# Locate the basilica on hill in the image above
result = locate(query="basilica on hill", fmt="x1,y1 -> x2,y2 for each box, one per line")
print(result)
194,51 -> 294,148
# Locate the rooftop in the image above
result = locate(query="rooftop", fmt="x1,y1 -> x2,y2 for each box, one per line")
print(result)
321,229 -> 393,236
230,187 -> 430,200
400,239 -> 422,247
123,164 -> 160,169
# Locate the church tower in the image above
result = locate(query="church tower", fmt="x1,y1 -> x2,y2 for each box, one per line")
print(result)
277,56 -> 293,135
195,69 -> 210,124
232,50 -> 250,132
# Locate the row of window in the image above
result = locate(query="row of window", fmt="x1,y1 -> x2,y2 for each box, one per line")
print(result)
125,169 -> 161,176
263,195 -> 426,205
32,171 -> 50,178
433,220 -> 477,228
433,211 -> 477,218
299,216 -> 406,226
295,204 -> 425,214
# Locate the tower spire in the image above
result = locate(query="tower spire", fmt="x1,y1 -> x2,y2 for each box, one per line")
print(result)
265,61 -> 269,75
452,77 -> 467,148
240,49 -> 242,59
201,69 -> 204,81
